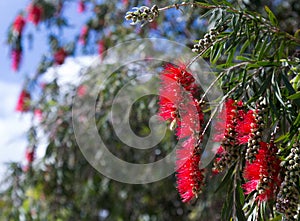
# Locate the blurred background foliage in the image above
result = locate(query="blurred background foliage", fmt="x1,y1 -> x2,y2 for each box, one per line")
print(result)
1,0 -> 299,220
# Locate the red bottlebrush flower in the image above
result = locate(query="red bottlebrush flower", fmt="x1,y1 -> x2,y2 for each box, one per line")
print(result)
212,99 -> 246,173
25,148 -> 35,163
98,40 -> 105,60
77,85 -> 87,97
79,26 -> 89,45
176,137 -> 205,202
158,63 -> 205,202
149,21 -> 158,30
34,109 -> 43,121
78,0 -> 86,13
16,90 -> 31,112
54,48 -> 67,65
236,110 -> 256,144
11,49 -> 22,71
243,142 -> 281,202
122,0 -> 129,6
213,99 -> 241,142
158,97 -> 177,122
176,99 -> 203,139
158,63 -> 201,125
162,63 -> 196,93
211,146 -> 226,174
13,15 -> 26,35
27,4 -> 43,26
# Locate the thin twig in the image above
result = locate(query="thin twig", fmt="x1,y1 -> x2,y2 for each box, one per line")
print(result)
199,62 -> 249,104
158,2 -> 217,12
158,2 -> 300,44
200,82 -> 241,137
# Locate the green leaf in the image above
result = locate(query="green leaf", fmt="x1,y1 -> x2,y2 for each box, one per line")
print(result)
288,91 -> 300,100
210,42 -> 223,64
294,29 -> 300,39
277,39 -> 286,59
258,61 -> 280,67
264,6 -> 278,27
281,72 -> 300,106
215,164 -> 235,193
257,73 -> 272,96
281,72 -> 296,95
258,35 -> 270,61
236,56 -> 253,62
240,39 -> 251,54
269,214 -> 283,221
275,134 -> 289,143
235,181 -> 247,221
226,46 -> 237,65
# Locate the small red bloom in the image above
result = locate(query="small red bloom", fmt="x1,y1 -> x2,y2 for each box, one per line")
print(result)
243,142 -> 281,202
16,90 -> 31,112
149,21 -> 158,30
11,49 -> 22,71
25,148 -> 35,163
27,4 -> 43,26
176,137 -> 205,202
34,109 -> 43,121
78,0 -> 86,13
236,110 -> 256,144
162,63 -> 196,94
77,85 -> 87,97
22,164 -> 30,173
122,0 -> 129,6
213,99 -> 241,142
98,40 -> 105,60
176,99 -> 203,139
158,63 -> 201,126
54,48 -> 67,65
13,15 -> 26,35
79,26 -> 89,45
158,97 -> 177,122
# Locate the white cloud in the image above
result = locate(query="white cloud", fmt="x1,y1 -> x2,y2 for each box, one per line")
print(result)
0,56 -> 96,178
43,56 -> 97,89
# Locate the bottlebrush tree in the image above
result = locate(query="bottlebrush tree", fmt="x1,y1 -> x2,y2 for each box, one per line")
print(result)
1,0 -> 300,221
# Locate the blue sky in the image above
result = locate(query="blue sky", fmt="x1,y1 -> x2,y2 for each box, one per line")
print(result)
0,1 -> 35,173
0,1 -> 90,175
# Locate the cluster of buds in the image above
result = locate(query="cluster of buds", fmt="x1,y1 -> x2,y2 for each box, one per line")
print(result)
213,129 -> 240,172
192,28 -> 220,53
276,142 -> 300,221
125,5 -> 159,25
245,97 -> 267,163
